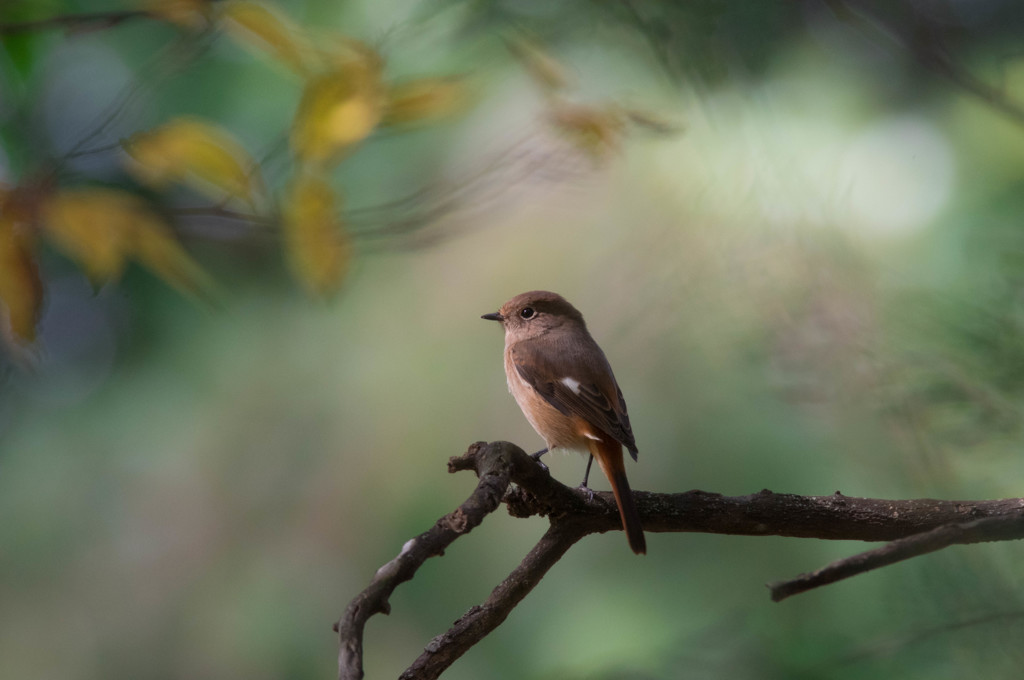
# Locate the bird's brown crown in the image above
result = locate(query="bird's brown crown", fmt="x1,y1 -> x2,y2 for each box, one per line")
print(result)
490,290 -> 587,334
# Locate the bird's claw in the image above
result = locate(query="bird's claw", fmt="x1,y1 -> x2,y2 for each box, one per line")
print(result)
578,484 -> 594,502
530,448 -> 549,471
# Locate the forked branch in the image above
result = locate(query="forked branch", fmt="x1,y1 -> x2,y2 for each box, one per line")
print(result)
336,441 -> 1024,680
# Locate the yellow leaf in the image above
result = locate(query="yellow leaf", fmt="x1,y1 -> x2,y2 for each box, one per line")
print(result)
291,62 -> 384,167
123,117 -> 261,204
42,188 -> 214,298
219,0 -> 311,74
0,215 -> 42,343
549,102 -> 625,159
382,77 -> 467,126
125,211 -> 216,301
282,173 -> 350,295
41,189 -> 135,282
143,0 -> 213,29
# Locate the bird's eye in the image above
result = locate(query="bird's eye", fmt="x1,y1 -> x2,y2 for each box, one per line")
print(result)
520,307 -> 535,319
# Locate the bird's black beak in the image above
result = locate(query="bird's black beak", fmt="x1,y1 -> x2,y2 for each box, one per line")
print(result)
481,312 -> 503,321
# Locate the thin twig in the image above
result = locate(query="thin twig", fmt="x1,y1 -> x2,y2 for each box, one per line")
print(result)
63,141 -> 124,160
350,126 -> 601,252
398,521 -> 587,680
170,205 -> 271,224
0,10 -> 150,35
62,30 -> 214,161
827,610 -> 1024,668
830,0 -> 1024,128
768,512 -> 1024,602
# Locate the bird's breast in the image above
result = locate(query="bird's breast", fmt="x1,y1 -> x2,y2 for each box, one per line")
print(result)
503,346 -> 592,452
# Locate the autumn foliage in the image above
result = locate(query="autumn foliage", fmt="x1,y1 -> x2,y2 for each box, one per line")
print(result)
0,0 -> 470,344
0,1 -> 675,347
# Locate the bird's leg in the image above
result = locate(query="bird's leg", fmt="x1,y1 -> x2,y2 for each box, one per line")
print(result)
580,454 -> 595,487
579,455 -> 595,501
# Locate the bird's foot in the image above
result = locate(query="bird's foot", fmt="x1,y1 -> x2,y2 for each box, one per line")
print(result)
530,448 -> 549,472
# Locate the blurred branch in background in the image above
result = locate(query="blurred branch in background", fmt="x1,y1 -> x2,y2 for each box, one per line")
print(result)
339,441 -> 1024,680
0,9 -> 151,36
616,0 -> 1024,127
827,0 -> 1024,128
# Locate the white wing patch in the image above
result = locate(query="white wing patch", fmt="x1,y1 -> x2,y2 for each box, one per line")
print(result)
560,376 -> 582,394
560,377 -> 603,441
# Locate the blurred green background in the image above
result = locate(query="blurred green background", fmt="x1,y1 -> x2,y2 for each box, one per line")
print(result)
4,1 -> 1024,678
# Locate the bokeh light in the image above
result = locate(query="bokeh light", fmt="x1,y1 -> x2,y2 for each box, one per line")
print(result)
3,2 -> 1024,679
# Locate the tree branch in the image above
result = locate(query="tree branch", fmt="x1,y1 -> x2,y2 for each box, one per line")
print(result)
830,0 -> 1024,129
398,521 -> 587,680
768,512 -> 1024,602
337,441 -> 1024,679
0,11 -> 151,36
632,490 -> 1023,541
335,441 -> 534,680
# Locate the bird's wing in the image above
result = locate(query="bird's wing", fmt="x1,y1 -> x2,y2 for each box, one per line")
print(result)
510,337 -> 637,458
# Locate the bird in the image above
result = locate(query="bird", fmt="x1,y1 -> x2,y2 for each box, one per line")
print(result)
482,290 -> 646,554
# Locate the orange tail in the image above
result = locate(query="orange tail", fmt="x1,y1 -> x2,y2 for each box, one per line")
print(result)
590,439 -> 646,555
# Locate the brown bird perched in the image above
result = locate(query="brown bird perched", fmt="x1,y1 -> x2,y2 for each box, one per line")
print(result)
482,290 -> 646,554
